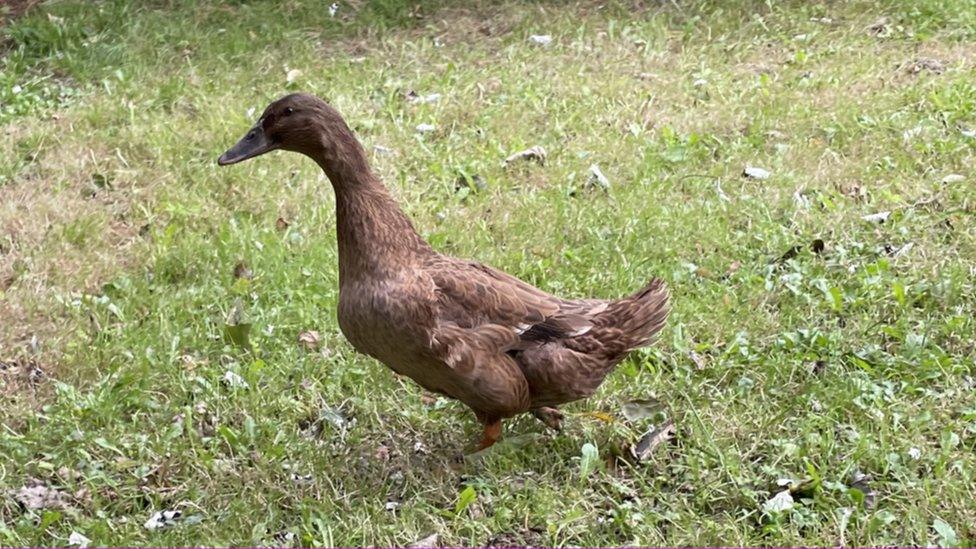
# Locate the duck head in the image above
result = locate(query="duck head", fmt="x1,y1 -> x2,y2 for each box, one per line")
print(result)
218,92 -> 336,166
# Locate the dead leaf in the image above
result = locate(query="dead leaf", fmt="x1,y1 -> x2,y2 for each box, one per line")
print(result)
290,472 -> 313,485
273,531 -> 297,545
68,531 -> 91,548
725,260 -> 742,276
406,92 -> 441,104
839,181 -> 868,201
862,211 -> 891,223
487,528 -> 545,548
15,480 -> 67,510
224,299 -> 251,348
631,419 -> 675,461
275,217 -> 290,231
582,410 -> 615,423
586,164 -> 611,191
762,490 -> 795,513
907,57 -> 945,75
688,350 -> 706,370
233,260 -> 252,280
504,145 -> 547,166
27,361 -> 44,383
221,370 -> 248,389
407,533 -> 440,548
866,17 -> 890,37
849,471 -> 877,508
455,173 -> 487,192
621,399 -> 663,421
298,330 -> 321,351
144,509 -> 188,530
529,34 -> 552,46
285,68 -> 302,84
743,166 -> 771,180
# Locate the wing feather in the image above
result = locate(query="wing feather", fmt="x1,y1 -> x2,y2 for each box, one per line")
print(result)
424,256 -> 599,358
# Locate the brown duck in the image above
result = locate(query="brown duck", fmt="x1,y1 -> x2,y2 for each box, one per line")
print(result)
218,93 -> 669,450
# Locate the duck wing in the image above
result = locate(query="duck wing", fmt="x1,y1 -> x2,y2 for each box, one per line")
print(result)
424,256 -> 600,352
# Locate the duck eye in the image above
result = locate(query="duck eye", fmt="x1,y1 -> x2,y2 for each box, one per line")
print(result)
283,107 -> 294,116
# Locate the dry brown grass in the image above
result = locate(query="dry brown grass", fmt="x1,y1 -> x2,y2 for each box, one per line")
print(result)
0,115 -> 149,384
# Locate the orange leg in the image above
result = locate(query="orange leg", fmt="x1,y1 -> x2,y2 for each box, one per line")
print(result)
477,420 -> 502,450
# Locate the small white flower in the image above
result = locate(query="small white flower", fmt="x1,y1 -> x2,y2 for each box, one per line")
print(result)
908,447 -> 922,460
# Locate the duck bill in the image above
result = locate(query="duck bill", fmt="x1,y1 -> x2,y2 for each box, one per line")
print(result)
217,124 -> 277,166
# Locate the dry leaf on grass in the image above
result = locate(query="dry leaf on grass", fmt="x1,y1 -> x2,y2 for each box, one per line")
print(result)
298,330 -> 321,351
144,509 -> 182,530
15,480 -> 67,509
762,490 -> 794,513
232,260 -> 252,280
586,164 -> 611,191
862,211 -> 891,223
743,166 -> 771,180
224,299 -> 251,348
631,419 -> 675,462
221,370 -> 248,389
407,533 -> 440,548
504,146 -> 547,166
67,531 -> 91,548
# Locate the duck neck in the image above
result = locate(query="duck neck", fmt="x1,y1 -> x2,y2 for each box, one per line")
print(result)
311,131 -> 430,283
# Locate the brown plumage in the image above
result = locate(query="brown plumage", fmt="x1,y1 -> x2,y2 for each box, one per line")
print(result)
218,93 -> 669,450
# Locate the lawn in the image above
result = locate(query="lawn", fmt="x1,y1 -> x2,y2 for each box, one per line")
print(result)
1,0 -> 975,545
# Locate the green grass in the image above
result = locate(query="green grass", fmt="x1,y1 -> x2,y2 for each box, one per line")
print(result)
2,0 -> 975,545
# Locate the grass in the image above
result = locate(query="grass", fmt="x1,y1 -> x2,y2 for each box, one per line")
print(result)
1,0 -> 975,545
